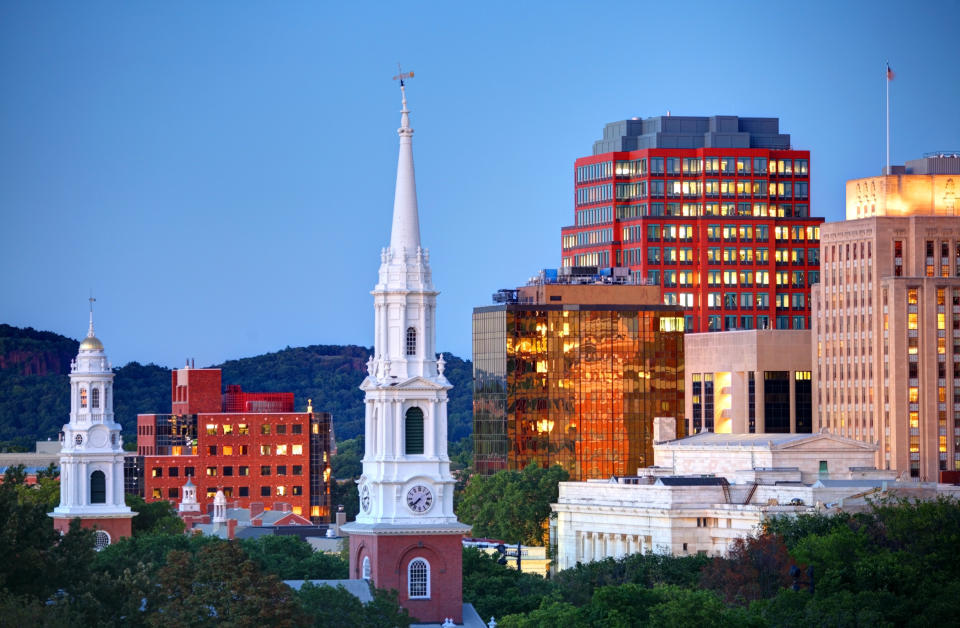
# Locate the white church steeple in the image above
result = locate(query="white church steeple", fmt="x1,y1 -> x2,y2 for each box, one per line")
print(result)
350,73 -> 465,528
389,75 -> 421,254
373,69 -> 437,382
50,300 -> 134,546
340,71 -> 469,625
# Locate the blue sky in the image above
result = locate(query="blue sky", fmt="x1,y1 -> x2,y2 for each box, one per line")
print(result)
2,1 -> 959,367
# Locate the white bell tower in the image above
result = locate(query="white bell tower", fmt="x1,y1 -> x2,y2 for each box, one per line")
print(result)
350,74 -> 462,527
341,70 -> 469,625
50,299 -> 134,545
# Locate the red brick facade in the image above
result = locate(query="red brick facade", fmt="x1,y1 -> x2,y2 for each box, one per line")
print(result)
171,368 -> 221,414
349,531 -> 465,624
53,515 -> 132,541
137,368 -> 333,522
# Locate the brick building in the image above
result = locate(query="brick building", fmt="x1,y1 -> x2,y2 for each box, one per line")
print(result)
137,366 -> 333,522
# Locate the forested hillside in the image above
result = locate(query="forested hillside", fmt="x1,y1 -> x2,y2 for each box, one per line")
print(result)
0,324 -> 473,450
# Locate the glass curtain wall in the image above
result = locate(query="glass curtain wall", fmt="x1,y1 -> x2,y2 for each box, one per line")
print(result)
473,305 -> 684,480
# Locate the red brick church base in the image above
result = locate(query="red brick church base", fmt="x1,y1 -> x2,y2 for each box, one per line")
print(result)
350,531 -> 464,624
53,516 -> 133,542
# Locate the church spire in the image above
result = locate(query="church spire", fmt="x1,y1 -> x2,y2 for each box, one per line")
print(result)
389,66 -> 421,254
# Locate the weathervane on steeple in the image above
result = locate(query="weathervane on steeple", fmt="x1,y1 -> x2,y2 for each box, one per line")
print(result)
392,64 -> 414,135
392,63 -> 414,87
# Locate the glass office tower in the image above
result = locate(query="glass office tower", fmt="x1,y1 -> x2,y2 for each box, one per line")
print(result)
473,303 -> 684,480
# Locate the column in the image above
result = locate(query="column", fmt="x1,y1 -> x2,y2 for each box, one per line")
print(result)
392,400 -> 401,458
436,398 -> 447,458
106,461 -> 114,505
80,462 -> 88,506
115,459 -> 125,506
425,400 -> 435,457
365,402 -> 372,459
789,370 -> 797,433
418,298 -> 426,377
755,370 -> 766,434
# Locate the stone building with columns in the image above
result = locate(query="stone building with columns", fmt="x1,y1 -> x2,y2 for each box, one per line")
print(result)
550,417 -> 960,568
684,329 -> 812,435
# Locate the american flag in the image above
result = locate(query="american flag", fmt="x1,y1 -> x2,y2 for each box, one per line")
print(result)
886,63 -> 895,81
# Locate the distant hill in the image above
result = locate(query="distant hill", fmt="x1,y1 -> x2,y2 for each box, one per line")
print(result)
0,324 -> 473,451
0,324 -> 79,375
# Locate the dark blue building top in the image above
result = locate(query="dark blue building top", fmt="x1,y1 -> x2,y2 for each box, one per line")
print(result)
593,115 -> 792,155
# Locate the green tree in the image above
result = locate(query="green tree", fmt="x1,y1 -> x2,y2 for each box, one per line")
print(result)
127,494 -> 185,536
298,582 -> 367,626
331,436 -> 363,479
93,531 -> 217,579
461,547 -> 553,619
549,552 -> 709,608
456,463 -> 569,546
241,534 -> 348,579
647,586 -> 760,628
0,467 -> 93,600
146,541 -> 305,627
298,583 -> 413,628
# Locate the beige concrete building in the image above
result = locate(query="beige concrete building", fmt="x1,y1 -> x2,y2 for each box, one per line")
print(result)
685,330 -> 812,434
812,154 -> 960,480
550,421 -> 960,568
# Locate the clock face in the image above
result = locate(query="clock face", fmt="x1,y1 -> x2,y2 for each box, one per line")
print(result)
360,484 -> 371,513
406,485 -> 433,514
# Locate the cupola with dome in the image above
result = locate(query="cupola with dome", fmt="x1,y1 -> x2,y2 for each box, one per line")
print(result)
50,299 -> 135,547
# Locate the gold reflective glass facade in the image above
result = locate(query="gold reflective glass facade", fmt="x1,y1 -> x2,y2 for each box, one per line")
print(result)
473,305 -> 685,480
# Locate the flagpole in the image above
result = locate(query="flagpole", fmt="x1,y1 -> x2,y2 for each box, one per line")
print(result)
885,61 -> 890,174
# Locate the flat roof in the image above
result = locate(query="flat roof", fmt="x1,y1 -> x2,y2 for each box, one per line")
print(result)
474,303 -> 683,314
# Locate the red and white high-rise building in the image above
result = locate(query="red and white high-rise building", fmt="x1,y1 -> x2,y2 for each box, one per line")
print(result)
561,116 -> 823,333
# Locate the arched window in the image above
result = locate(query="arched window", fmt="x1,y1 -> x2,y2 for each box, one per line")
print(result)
407,558 -> 430,599
90,470 -> 106,504
93,530 -> 111,551
91,388 -> 100,409
362,556 -> 371,580
406,327 -> 417,356
80,388 -> 88,408
405,407 -> 424,455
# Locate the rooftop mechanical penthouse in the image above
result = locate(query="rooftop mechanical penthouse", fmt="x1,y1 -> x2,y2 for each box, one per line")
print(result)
561,115 -> 824,333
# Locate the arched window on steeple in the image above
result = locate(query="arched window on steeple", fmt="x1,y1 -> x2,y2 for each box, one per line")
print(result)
407,558 -> 430,599
91,388 -> 100,409
405,407 -> 424,455
362,556 -> 371,580
90,470 -> 106,504
406,327 -> 417,356
80,388 -> 88,408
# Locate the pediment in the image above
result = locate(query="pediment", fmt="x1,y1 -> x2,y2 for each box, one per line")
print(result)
776,433 -> 876,452
360,374 -> 450,392
388,375 -> 450,391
